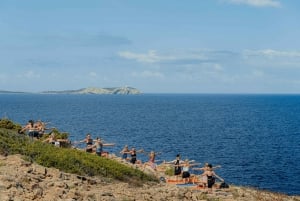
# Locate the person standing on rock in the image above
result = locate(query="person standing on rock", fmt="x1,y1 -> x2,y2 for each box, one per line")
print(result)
193,163 -> 222,187
129,147 -> 143,165
181,159 -> 200,183
19,120 -> 38,138
92,137 -> 115,157
164,154 -> 184,176
201,164 -> 224,193
79,133 -> 94,153
143,150 -> 161,171
120,145 -> 130,160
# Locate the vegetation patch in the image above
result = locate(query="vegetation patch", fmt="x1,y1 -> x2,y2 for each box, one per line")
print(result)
0,119 -> 158,184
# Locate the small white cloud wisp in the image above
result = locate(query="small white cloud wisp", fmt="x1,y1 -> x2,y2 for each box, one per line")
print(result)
223,0 -> 281,7
244,49 -> 300,58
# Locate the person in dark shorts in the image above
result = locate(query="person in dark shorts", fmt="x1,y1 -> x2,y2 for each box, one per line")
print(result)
164,154 -> 184,176
120,145 -> 130,160
201,164 -> 224,193
174,154 -> 182,175
80,133 -> 94,153
129,147 -> 143,164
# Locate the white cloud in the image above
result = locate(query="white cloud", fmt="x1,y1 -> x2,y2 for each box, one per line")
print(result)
17,70 -> 41,79
118,49 -> 213,64
118,50 -> 174,63
131,71 -> 165,79
223,0 -> 281,7
89,72 -> 98,77
244,49 -> 300,58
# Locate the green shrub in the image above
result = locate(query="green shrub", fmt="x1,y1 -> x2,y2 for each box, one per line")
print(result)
164,166 -> 174,176
48,128 -> 69,139
0,124 -> 158,184
0,118 -> 22,131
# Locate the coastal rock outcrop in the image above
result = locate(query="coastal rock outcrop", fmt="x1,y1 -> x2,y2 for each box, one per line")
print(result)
0,154 -> 299,201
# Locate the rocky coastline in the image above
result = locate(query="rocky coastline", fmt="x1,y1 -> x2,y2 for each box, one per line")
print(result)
1,154 -> 299,201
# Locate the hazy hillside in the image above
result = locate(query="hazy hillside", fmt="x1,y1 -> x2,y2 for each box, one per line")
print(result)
0,87 -> 141,95
41,87 -> 141,94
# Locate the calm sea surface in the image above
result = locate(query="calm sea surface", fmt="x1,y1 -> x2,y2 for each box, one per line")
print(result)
0,94 -> 299,195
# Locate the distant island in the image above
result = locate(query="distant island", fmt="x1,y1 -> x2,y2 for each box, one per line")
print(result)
0,87 -> 141,95
0,90 -> 25,94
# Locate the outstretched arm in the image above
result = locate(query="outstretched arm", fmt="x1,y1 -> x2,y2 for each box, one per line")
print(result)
20,125 -> 30,133
192,167 -> 205,170
163,160 -> 175,164
189,163 -> 201,167
213,172 -> 224,182
103,143 -> 115,146
136,149 -> 144,153
213,165 -> 222,169
42,138 -> 50,143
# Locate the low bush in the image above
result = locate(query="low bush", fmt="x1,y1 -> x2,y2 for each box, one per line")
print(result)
0,122 -> 158,183
0,118 -> 22,131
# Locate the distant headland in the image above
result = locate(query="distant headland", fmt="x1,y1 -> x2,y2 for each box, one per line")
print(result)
0,87 -> 141,95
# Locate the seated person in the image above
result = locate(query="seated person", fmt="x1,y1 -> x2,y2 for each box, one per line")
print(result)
43,133 -> 69,147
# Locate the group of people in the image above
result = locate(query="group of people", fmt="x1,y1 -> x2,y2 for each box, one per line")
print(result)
19,119 -> 47,138
20,120 -> 225,192
164,154 -> 224,193
20,119 -> 70,147
77,133 -> 115,157
118,146 -> 225,193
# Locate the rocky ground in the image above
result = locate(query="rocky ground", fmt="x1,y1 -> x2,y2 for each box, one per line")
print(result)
0,154 -> 299,201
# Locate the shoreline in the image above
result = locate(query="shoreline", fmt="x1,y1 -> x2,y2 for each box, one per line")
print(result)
1,154 -> 299,201
0,118 -> 299,199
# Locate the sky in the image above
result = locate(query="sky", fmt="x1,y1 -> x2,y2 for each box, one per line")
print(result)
0,0 -> 300,93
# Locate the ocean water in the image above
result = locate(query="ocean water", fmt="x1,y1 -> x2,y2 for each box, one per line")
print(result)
0,94 -> 299,195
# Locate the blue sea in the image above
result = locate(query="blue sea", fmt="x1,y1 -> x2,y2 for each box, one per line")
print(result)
0,94 -> 299,195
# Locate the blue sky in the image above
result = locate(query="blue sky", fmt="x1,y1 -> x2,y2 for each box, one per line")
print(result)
1,0 -> 300,93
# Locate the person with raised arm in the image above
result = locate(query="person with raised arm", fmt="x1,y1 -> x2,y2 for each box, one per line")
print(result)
79,133 -> 94,153
19,120 -> 39,138
193,163 -> 222,187
92,137 -> 115,157
180,159 -> 200,183
164,154 -> 184,176
120,145 -> 130,160
143,150 -> 162,171
200,164 -> 224,193
128,147 -> 143,165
